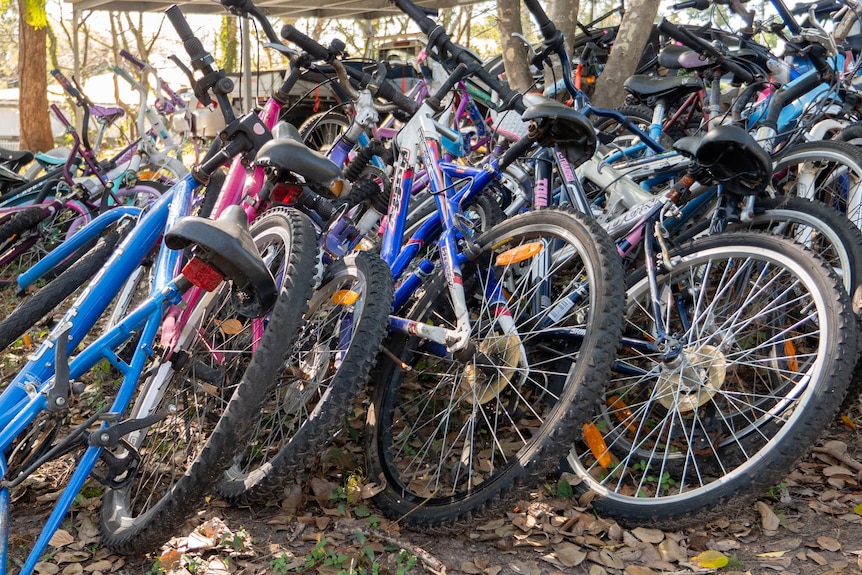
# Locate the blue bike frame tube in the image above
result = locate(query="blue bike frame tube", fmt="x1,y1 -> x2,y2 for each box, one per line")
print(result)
0,175 -> 198,423
17,206 -> 141,290
18,295 -> 170,575
154,174 -> 199,291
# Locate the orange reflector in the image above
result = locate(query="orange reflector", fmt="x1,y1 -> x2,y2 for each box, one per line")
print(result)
22,333 -> 32,348
784,340 -> 799,373
495,242 -> 543,266
332,290 -> 360,305
608,395 -> 637,433
583,422 -> 611,468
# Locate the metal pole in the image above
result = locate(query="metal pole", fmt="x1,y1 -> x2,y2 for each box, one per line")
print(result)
242,17 -> 252,112
72,6 -> 81,82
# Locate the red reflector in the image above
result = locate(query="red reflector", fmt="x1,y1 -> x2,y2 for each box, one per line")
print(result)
182,257 -> 224,291
271,182 -> 304,204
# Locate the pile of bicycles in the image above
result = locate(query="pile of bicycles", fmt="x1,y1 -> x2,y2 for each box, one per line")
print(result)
1,0 -> 862,571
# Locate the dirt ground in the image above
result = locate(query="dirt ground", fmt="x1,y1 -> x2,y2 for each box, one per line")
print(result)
11,392 -> 862,575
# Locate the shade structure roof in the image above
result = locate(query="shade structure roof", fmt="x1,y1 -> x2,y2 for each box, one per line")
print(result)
66,0 -> 474,20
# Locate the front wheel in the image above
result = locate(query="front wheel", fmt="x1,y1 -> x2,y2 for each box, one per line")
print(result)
365,208 -> 625,527
218,251 -> 393,504
99,208 -> 318,554
566,232 -> 858,529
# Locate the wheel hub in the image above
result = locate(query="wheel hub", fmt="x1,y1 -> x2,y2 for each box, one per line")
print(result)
462,333 -> 522,404
656,344 -> 727,412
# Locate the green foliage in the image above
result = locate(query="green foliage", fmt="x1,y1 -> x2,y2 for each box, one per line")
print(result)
556,478 -> 574,499
270,554 -> 291,574
145,558 -> 165,575
21,0 -> 48,29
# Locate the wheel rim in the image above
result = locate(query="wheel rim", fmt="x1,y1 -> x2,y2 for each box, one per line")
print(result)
568,242 -> 831,507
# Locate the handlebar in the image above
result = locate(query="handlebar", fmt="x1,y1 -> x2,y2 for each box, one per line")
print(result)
656,18 -> 756,83
391,0 -> 525,113
165,5 -> 215,74
672,0 -> 711,9
119,49 -> 147,70
50,69 -> 84,102
280,24 -> 419,116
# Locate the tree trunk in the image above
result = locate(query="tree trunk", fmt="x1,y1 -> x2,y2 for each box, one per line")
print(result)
544,0 -> 581,98
18,2 -> 53,151
496,0 -> 532,93
591,0 -> 660,108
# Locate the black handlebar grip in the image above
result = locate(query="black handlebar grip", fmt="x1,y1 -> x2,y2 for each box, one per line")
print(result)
672,0 -> 710,9
522,0 -> 558,40
280,24 -> 330,61
166,5 -> 210,69
375,81 -> 419,115
392,0 -> 437,35
119,49 -> 147,70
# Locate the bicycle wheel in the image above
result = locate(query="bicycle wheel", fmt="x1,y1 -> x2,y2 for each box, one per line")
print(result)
100,207 -> 318,554
566,232 -> 857,528
0,218 -> 135,354
771,140 -> 862,230
365,208 -> 625,527
299,111 -> 351,154
675,196 -> 862,305
217,251 -> 393,504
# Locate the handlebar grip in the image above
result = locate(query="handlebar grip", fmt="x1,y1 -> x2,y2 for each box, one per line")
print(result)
375,80 -> 419,115
672,0 -> 710,9
119,49 -> 147,70
280,24 -> 330,61
50,69 -> 82,100
166,5 -> 210,69
522,0 -> 558,40
391,0 -> 437,35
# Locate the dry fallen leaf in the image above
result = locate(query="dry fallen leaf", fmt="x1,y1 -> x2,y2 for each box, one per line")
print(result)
631,527 -> 664,544
756,501 -> 781,531
817,536 -> 842,552
756,550 -> 788,558
807,550 -> 829,565
49,529 -> 75,548
657,538 -> 687,563
554,542 -> 587,567
598,548 -> 624,569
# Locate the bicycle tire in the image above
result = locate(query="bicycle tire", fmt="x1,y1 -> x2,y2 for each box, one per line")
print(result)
0,206 -> 47,255
771,139 -> 862,230
0,220 -> 133,353
99,207 -> 318,554
365,208 -> 625,527
566,231 -> 857,529
217,250 -> 393,504
299,111 -> 351,154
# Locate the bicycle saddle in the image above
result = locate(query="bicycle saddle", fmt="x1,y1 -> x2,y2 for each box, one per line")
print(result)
675,125 -> 772,195
255,138 -> 342,185
521,93 -> 597,167
0,147 -> 34,172
623,75 -> 704,106
658,44 -> 710,71
165,205 -> 278,317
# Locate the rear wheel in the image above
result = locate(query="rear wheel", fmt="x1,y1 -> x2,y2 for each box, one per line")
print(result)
99,208 -> 318,554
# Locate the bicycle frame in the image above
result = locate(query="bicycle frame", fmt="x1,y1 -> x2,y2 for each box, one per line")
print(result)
0,172 -> 201,575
